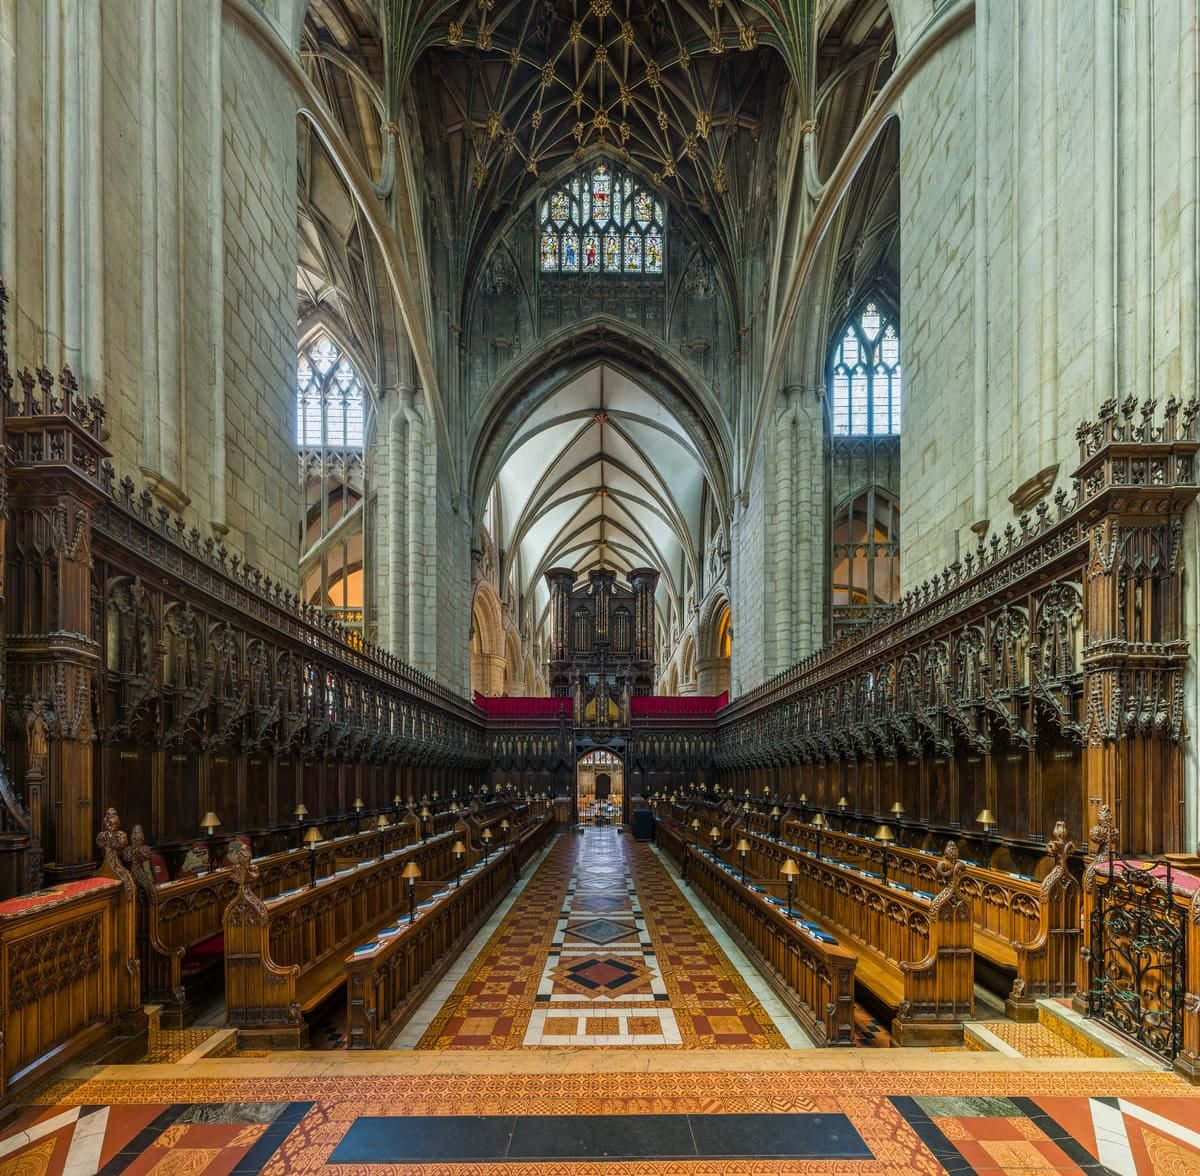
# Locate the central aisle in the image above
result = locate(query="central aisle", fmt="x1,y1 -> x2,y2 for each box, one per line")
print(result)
417,827 -> 791,1049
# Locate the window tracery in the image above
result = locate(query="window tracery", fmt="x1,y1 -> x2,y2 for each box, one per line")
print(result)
296,333 -> 365,449
538,162 -> 665,276
829,300 -> 901,436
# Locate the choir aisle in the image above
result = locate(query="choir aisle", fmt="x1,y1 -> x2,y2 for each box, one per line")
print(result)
409,825 -> 796,1049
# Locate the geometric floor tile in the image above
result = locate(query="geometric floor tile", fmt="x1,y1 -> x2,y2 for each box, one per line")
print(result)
6,1071 -> 1200,1173
550,955 -> 654,997
565,917 -> 638,945
418,828 -> 789,1048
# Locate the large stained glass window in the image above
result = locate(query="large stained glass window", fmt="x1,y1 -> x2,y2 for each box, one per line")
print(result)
296,333 -> 365,449
829,299 -> 902,436
538,161 -> 665,276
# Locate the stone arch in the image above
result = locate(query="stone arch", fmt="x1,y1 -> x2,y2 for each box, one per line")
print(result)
503,627 -> 524,696
470,580 -> 505,696
696,593 -> 732,697
468,317 -> 733,529
679,633 -> 697,692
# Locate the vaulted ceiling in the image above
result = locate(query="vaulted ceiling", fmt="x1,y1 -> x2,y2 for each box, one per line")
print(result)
405,0 -> 793,290
488,363 -> 709,633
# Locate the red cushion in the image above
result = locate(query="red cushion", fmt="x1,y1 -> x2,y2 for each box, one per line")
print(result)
182,932 -> 225,973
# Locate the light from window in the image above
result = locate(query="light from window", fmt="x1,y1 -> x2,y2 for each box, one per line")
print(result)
539,161 -> 665,276
830,300 -> 901,436
297,333 -> 365,449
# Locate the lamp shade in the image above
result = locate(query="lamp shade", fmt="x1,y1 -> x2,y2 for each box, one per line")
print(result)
376,814 -> 388,829
779,858 -> 800,879
201,811 -> 221,832
976,808 -> 997,827
799,793 -> 808,804
452,840 -> 467,855
770,806 -> 782,818
874,824 -> 895,843
837,796 -> 849,810
500,819 -> 510,831
811,813 -> 827,829
303,826 -> 322,845
691,819 -> 701,831
294,803 -> 309,818
401,861 -> 421,881
393,795 -> 403,806
420,806 -> 432,820
482,828 -> 493,842
709,825 -> 720,839
735,838 -> 751,854
890,801 -> 906,816
353,797 -> 364,810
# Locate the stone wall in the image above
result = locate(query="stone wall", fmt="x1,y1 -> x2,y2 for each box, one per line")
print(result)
898,2 -> 1197,590
0,1 -> 299,586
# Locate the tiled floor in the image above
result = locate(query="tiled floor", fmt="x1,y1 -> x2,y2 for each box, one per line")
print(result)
418,827 -> 792,1049
5,1063 -> 1199,1173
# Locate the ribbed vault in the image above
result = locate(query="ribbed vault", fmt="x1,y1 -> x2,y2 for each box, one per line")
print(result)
485,362 -> 713,637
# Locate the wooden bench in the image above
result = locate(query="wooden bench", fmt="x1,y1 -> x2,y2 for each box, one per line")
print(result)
124,814 -> 422,1026
345,840 -> 525,1047
657,821 -> 856,1045
223,829 -> 456,1046
735,826 -> 974,1044
780,816 -> 1079,1019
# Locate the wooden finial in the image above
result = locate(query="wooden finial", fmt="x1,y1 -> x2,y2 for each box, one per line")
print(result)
930,840 -> 966,917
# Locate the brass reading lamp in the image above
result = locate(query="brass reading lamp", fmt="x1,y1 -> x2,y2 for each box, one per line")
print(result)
709,825 -> 721,853
304,825 -> 322,887
481,827 -> 493,863
420,805 -> 432,838
294,803 -> 309,849
690,817 -> 701,839
770,805 -> 782,835
402,860 -> 421,923
836,795 -> 850,833
976,809 -> 997,864
811,811 -> 827,861
780,858 -> 800,917
798,793 -> 809,823
392,794 -> 403,823
376,814 -> 388,859
874,824 -> 896,885
736,837 -> 751,882
890,800 -> 906,825
201,811 -> 221,840
353,797 -> 364,833
500,818 -> 510,843
452,839 -> 467,887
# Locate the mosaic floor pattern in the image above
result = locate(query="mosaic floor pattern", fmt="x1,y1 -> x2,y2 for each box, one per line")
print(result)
5,1065 -> 1199,1173
418,827 -> 787,1049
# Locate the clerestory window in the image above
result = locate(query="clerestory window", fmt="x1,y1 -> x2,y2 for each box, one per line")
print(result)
538,161 -> 665,276
296,333 -> 365,449
829,300 -> 901,436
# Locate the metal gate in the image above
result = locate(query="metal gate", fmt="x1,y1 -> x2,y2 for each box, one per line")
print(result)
1087,853 -> 1187,1062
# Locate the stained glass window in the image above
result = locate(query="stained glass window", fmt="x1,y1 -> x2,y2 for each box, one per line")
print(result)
829,299 -> 902,436
296,332 -> 366,449
537,161 -> 666,276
